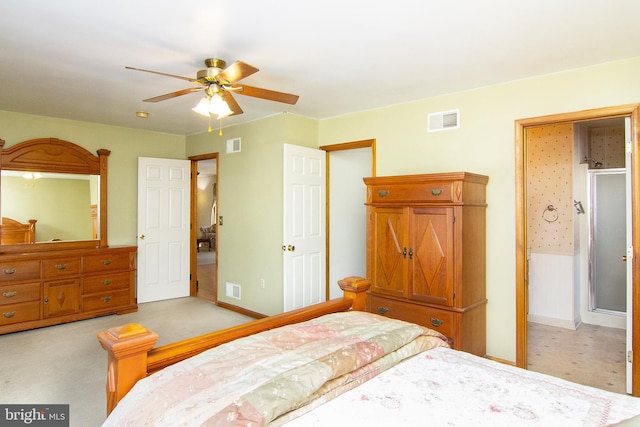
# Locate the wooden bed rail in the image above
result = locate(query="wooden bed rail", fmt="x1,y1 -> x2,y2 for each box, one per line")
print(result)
98,276 -> 370,415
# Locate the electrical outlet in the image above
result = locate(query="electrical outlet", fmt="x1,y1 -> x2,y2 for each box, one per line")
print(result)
260,278 -> 265,289
219,216 -> 223,226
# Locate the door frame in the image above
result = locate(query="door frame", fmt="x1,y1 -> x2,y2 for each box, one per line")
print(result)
320,139 -> 376,299
189,152 -> 219,298
515,103 -> 640,395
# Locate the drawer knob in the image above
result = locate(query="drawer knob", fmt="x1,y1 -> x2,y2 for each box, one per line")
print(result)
102,296 -> 112,303
3,311 -> 16,319
430,317 -> 444,327
55,264 -> 67,270
3,268 -> 16,275
102,259 -> 112,265
102,279 -> 112,285
378,190 -> 388,197
431,188 -> 443,196
2,291 -> 17,298
377,306 -> 389,315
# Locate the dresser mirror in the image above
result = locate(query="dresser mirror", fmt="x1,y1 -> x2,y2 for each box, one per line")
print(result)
0,138 -> 109,253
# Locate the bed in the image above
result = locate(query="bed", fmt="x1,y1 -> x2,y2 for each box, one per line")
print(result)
99,277 -> 640,426
0,217 -> 36,245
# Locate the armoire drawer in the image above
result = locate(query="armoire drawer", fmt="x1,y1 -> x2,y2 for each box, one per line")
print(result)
0,260 -> 40,282
369,295 -> 455,338
43,257 -> 81,279
83,253 -> 131,273
0,301 -> 40,325
82,272 -> 130,294
0,282 -> 40,306
369,182 -> 454,203
82,289 -> 130,312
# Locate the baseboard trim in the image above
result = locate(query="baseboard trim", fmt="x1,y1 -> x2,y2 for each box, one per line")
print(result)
485,355 -> 516,366
216,301 -> 266,319
528,314 -> 579,330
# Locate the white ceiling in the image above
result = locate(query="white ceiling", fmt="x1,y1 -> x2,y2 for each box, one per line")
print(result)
2,0 -> 640,136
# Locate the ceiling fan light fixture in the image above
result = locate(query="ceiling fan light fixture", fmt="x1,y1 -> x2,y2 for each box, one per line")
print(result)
192,97 -> 212,117
209,93 -> 232,117
193,93 -> 233,119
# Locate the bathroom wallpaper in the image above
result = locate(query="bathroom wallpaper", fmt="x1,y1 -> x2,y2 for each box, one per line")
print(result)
526,123 -> 574,254
589,126 -> 625,168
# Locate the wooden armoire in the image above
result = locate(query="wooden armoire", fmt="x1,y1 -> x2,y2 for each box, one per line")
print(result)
364,172 -> 488,356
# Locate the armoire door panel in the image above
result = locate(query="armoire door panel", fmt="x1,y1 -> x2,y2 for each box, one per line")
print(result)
372,207 -> 406,297
410,207 -> 454,306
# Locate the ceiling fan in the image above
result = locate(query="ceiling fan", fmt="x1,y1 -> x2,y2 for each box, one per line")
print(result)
126,58 -> 299,119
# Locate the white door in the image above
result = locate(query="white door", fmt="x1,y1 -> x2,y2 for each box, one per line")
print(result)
625,116 -> 634,394
137,157 -> 191,303
283,144 -> 326,311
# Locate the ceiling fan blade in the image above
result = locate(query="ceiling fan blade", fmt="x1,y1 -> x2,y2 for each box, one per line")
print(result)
232,84 -> 299,105
125,66 -> 201,84
143,87 -> 202,102
216,61 -> 259,85
223,92 -> 243,115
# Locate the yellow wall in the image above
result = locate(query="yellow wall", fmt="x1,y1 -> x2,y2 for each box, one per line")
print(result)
0,112 -> 185,246
186,114 -> 318,314
318,56 -> 640,361
3,56 -> 640,363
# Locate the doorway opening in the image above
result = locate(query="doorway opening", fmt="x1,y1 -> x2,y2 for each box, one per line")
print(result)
515,103 -> 640,396
320,139 -> 375,299
189,153 -> 218,303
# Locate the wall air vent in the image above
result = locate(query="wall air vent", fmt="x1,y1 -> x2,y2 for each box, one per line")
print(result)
226,282 -> 241,300
226,137 -> 241,153
428,109 -> 460,132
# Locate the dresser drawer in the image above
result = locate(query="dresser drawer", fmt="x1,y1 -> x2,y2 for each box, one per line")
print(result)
0,282 -> 40,306
83,252 -> 131,273
369,182 -> 454,203
0,260 -> 40,282
0,301 -> 40,325
82,272 -> 130,295
369,295 -> 456,338
43,257 -> 81,279
82,289 -> 130,312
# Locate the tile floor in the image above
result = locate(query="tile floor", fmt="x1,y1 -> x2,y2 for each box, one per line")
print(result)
527,321 -> 627,394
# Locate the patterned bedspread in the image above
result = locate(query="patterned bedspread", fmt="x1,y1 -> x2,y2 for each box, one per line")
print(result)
102,311 -> 449,426
286,347 -> 640,426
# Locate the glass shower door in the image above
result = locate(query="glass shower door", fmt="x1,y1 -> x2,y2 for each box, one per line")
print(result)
589,169 -> 626,313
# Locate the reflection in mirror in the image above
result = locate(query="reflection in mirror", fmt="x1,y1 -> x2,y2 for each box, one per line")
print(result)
1,170 -> 99,242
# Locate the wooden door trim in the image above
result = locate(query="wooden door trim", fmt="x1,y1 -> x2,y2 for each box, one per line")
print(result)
515,103 -> 640,395
320,139 -> 376,300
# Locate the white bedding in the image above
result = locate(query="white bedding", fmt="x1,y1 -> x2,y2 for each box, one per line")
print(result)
283,347 -> 640,426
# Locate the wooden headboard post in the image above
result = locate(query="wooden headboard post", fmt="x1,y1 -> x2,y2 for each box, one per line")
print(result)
98,277 -> 371,415
337,276 -> 370,311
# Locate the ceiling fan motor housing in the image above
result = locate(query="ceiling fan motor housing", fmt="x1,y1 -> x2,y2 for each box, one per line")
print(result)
197,58 -> 226,83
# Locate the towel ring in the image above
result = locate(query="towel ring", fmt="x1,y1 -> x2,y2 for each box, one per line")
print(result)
542,205 -> 559,223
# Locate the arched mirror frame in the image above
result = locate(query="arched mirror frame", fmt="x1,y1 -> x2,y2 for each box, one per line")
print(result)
0,137 -> 109,254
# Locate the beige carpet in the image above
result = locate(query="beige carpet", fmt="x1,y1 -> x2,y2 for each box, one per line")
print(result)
0,297 -> 253,427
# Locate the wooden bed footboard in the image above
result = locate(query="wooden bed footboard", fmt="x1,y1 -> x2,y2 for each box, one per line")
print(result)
98,276 -> 371,415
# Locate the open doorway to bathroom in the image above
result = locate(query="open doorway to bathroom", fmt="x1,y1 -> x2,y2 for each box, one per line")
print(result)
189,153 -> 218,303
524,118 -> 627,393
515,104 -> 640,396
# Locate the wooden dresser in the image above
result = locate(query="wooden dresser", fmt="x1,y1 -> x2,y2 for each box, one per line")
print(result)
364,172 -> 488,356
0,246 -> 137,334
